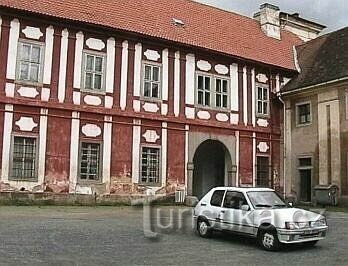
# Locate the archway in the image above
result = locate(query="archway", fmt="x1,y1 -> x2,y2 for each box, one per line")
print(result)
192,140 -> 232,198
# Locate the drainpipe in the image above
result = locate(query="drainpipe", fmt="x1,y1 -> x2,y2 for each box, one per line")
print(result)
278,94 -> 287,198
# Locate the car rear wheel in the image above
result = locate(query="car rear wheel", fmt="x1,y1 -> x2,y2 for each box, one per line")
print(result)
197,219 -> 212,238
258,229 -> 280,251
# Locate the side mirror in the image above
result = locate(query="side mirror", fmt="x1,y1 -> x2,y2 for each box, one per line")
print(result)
241,205 -> 250,211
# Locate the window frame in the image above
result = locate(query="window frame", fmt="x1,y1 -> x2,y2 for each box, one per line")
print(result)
78,140 -> 103,183
141,61 -> 162,100
9,134 -> 39,182
139,145 -> 162,186
256,83 -> 270,117
210,190 -> 226,207
81,50 -> 107,93
296,101 -> 312,126
16,39 -> 45,85
195,72 -> 230,110
222,191 -> 249,210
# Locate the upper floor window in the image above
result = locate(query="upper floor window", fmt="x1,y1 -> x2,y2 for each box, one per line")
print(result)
197,74 -> 229,109
256,86 -> 269,116
83,52 -> 105,91
143,63 -> 161,99
297,103 -> 311,125
17,41 -> 44,83
79,142 -> 102,182
140,146 -> 160,185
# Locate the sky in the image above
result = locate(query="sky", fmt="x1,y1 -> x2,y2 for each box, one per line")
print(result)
196,0 -> 348,33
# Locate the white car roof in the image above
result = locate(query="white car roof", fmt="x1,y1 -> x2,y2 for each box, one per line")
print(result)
212,187 -> 275,193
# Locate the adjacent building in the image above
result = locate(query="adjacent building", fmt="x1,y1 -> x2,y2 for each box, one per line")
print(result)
282,26 -> 348,202
0,1 -> 323,199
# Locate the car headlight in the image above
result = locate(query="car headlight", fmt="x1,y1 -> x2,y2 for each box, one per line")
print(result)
285,222 -> 310,230
311,218 -> 327,227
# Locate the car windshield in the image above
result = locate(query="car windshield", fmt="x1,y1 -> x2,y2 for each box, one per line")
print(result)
247,191 -> 288,209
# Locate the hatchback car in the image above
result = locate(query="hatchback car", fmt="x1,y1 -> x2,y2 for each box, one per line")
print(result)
193,187 -> 328,251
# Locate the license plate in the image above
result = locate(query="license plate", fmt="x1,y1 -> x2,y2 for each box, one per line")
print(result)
304,230 -> 319,235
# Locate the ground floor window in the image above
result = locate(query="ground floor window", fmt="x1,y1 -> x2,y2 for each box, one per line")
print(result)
11,136 -> 37,180
79,142 -> 101,181
141,146 -> 160,184
256,156 -> 270,187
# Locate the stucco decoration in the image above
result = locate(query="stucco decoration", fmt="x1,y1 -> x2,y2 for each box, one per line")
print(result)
41,88 -> 50,101
185,107 -> 195,119
143,102 -> 159,113
257,142 -> 269,153
197,60 -> 212,72
82,124 -> 102,138
17,87 -> 39,98
230,113 -> 239,125
5,83 -> 15,97
197,110 -> 211,120
84,95 -> 102,106
75,185 -> 93,195
73,91 -> 81,105
215,64 -> 229,75
15,117 -> 38,132
144,49 -> 160,62
22,26 -> 43,40
86,38 -> 105,51
142,130 -> 160,143
257,118 -> 269,127
256,73 -> 268,83
216,113 -> 229,122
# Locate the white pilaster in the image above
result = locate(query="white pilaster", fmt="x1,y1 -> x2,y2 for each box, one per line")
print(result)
185,54 -> 195,105
38,109 -> 48,183
133,43 -> 142,98
132,119 -> 141,184
69,111 -> 80,192
73,31 -> 84,89
252,132 -> 256,187
0,17 -> 2,41
243,66 -> 248,126
251,68 -> 256,127
6,19 -> 20,80
1,104 -> 13,181
162,49 -> 169,101
174,51 -> 180,117
236,131 -> 240,187
43,26 -> 54,84
318,103 -> 328,185
161,122 -> 168,188
284,103 -> 292,195
275,74 -> 280,92
185,125 -> 189,190
58,29 -> 69,103
230,63 -> 239,112
106,38 -> 115,93
103,116 -> 113,189
120,40 -> 128,110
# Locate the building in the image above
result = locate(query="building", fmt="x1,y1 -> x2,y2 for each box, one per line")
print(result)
282,26 -> 348,202
0,1 -> 322,199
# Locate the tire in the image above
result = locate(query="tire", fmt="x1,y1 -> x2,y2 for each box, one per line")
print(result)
303,240 -> 318,247
258,229 -> 280,251
197,219 -> 212,238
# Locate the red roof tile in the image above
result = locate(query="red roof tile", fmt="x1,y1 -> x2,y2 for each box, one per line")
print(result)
0,0 -> 303,70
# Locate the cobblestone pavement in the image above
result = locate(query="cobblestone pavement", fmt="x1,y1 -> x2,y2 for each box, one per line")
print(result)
0,206 -> 347,265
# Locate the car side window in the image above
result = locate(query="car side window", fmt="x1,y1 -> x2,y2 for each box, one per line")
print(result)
210,190 -> 225,207
223,191 -> 248,209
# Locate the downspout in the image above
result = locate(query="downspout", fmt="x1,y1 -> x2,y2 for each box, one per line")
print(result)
278,93 -> 287,198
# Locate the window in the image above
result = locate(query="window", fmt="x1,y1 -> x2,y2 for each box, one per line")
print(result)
256,156 -> 270,188
17,41 -> 44,83
141,147 -> 160,184
256,86 -> 269,116
80,142 -> 101,181
297,103 -> 311,125
210,190 -> 225,207
83,53 -> 105,91
223,191 -> 248,209
11,136 -> 37,180
143,64 -> 161,99
197,74 -> 229,109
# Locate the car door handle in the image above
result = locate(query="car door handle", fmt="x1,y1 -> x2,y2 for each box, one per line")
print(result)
201,203 -> 207,206
221,210 -> 225,213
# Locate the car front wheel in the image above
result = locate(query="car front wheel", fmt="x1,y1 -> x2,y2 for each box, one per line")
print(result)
258,229 -> 280,251
197,219 -> 212,238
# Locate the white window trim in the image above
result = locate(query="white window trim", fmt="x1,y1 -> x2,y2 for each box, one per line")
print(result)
255,83 -> 270,117
16,39 -> 45,85
78,140 -> 103,183
195,71 -> 231,110
81,50 -> 107,93
141,61 -> 162,101
296,101 -> 312,127
139,145 -> 162,186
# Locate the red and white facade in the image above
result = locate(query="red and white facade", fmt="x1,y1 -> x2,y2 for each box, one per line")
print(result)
0,2 -> 302,197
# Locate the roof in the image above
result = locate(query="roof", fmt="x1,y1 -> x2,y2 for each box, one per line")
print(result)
213,187 -> 274,192
0,0 -> 303,71
283,26 -> 348,93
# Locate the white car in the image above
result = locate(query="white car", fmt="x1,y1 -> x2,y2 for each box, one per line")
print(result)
193,187 -> 328,251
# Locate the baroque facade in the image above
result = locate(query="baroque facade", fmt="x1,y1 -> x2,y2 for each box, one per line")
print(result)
0,1 -> 323,199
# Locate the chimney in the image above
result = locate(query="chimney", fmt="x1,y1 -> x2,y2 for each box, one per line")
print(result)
253,3 -> 281,40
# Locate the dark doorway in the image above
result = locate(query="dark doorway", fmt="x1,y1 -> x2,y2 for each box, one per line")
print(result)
300,169 -> 312,202
256,156 -> 270,187
193,140 -> 227,198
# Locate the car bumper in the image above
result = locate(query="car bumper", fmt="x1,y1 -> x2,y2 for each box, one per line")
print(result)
277,226 -> 328,244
